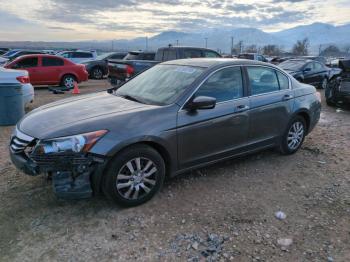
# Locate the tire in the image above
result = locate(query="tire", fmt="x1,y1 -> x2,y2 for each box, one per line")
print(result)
102,144 -> 165,207
91,67 -> 104,80
279,116 -> 307,155
61,74 -> 76,90
325,82 -> 336,106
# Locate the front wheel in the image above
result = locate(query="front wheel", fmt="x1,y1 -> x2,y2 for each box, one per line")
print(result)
102,145 -> 165,207
320,78 -> 328,89
279,116 -> 306,155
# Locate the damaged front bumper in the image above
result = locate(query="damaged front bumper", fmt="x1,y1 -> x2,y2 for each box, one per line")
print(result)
9,129 -> 106,199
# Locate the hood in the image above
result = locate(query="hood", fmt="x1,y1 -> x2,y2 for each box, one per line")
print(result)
19,92 -> 151,139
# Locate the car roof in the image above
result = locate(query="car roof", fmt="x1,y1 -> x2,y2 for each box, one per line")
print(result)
158,46 -> 219,52
162,58 -> 273,68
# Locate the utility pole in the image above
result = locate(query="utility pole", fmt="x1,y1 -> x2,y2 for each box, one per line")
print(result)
205,38 -> 208,48
319,44 -> 322,55
231,36 -> 234,56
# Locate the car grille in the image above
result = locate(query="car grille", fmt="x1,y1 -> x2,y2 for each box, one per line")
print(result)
30,154 -> 90,167
10,128 -> 35,154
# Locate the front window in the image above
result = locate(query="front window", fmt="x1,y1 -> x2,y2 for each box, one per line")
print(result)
195,67 -> 243,102
115,64 -> 204,105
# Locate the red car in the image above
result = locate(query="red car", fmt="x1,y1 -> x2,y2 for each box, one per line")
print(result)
5,54 -> 88,89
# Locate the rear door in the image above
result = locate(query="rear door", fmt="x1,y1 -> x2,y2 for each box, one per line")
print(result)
177,66 -> 250,169
40,57 -> 65,84
245,66 -> 293,147
13,57 -> 40,84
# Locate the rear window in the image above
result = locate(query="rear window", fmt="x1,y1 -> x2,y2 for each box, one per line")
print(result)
238,54 -> 254,60
183,49 -> 202,58
163,49 -> 177,61
42,57 -> 64,66
124,52 -> 141,60
72,52 -> 93,58
203,50 -> 220,58
15,57 -> 38,68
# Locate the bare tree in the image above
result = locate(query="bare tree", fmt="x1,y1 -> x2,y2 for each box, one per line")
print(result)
262,45 -> 282,56
292,38 -> 310,56
244,44 -> 258,53
320,45 -> 341,57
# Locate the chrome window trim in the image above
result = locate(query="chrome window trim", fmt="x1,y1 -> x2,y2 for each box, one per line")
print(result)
179,65 -> 244,111
179,64 -> 293,111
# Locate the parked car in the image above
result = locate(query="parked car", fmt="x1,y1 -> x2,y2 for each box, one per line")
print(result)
0,67 -> 34,106
57,50 -> 98,64
82,52 -> 127,79
0,50 -> 45,65
0,48 -> 9,56
237,53 -> 268,62
278,59 -> 334,89
5,54 -> 88,89
9,58 -> 321,206
325,59 -> 350,106
108,47 -> 221,85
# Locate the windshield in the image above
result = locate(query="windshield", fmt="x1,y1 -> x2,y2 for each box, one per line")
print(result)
97,53 -> 112,60
115,64 -> 204,105
279,60 -> 305,71
3,50 -> 19,57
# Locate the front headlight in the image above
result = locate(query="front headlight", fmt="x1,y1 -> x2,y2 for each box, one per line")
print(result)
34,130 -> 108,154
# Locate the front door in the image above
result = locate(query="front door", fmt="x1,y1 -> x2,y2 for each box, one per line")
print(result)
39,56 -> 65,84
245,66 -> 293,147
177,66 -> 249,169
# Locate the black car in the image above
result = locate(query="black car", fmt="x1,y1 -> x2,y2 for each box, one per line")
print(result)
325,59 -> 350,106
82,52 -> 127,79
10,59 -> 321,206
279,59 -> 331,89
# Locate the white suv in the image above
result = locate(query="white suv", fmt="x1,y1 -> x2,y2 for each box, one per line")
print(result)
0,67 -> 34,106
57,50 -> 98,64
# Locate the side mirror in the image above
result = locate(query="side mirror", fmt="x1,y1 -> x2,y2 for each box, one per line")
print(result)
187,96 -> 216,111
303,68 -> 311,73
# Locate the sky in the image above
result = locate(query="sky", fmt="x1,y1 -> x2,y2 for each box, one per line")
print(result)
0,0 -> 349,41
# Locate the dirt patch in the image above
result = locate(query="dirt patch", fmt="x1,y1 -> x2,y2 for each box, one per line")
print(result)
0,83 -> 349,261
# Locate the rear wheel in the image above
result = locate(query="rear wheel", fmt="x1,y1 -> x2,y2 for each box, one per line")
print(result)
61,75 -> 76,89
91,67 -> 104,79
320,78 -> 328,89
102,145 -> 165,206
279,116 -> 306,155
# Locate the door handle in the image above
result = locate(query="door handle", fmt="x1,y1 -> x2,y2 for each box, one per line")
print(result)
236,105 -> 250,112
282,94 -> 294,101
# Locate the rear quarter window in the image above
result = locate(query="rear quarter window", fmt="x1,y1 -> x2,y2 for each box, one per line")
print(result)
276,71 -> 289,90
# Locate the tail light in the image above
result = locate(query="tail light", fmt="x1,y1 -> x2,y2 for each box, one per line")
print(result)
126,65 -> 134,78
316,92 -> 322,102
16,76 -> 30,84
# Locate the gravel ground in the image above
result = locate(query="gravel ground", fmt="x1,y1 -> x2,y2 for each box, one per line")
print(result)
0,81 -> 349,262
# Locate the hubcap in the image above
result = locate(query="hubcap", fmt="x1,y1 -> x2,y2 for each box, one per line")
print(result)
287,121 -> 304,150
93,68 -> 103,79
64,77 -> 74,88
116,157 -> 157,200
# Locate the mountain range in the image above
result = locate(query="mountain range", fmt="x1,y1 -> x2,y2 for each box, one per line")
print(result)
1,22 -> 349,54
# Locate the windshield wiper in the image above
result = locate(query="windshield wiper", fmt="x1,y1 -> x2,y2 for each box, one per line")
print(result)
116,94 -> 145,104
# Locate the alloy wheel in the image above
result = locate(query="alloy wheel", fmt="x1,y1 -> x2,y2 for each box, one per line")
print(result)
116,157 -> 158,200
93,68 -> 103,79
287,121 -> 304,150
322,78 -> 328,89
64,77 -> 75,89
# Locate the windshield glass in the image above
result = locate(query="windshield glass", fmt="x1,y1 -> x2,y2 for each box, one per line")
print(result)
97,53 -> 112,60
279,60 -> 305,71
3,50 -> 19,57
115,64 -> 204,105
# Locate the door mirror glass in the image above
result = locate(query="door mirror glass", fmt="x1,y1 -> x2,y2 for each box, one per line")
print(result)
304,67 -> 311,72
187,96 -> 216,110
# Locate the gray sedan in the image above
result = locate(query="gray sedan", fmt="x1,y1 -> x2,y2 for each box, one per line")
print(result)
10,59 -> 321,206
